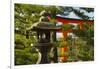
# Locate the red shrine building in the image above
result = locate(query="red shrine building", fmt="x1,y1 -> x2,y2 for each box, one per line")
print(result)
55,11 -> 94,62
56,12 -> 94,37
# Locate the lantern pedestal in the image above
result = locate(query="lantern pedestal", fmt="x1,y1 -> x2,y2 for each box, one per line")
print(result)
35,42 -> 53,63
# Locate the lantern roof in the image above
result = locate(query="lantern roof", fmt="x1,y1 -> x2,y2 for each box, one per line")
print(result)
27,22 -> 61,31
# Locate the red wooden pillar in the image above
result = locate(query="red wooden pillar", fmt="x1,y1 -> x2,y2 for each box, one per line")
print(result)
59,41 -> 68,62
79,22 -> 83,30
59,21 -> 69,62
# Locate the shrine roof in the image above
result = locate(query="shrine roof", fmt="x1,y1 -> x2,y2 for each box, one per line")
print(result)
56,8 -> 94,21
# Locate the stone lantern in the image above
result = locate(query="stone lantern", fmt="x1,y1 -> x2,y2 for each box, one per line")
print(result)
26,11 -> 61,64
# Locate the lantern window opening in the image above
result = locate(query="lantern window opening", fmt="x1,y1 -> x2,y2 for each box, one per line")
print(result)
42,33 -> 46,39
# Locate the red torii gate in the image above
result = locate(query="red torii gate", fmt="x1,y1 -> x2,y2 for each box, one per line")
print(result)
55,16 -> 94,62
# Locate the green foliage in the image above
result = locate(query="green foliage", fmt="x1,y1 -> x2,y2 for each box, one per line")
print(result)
62,24 -> 74,30
76,38 -> 94,61
73,23 -> 94,46
15,49 -> 38,65
15,34 -> 33,47
67,23 -> 94,61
